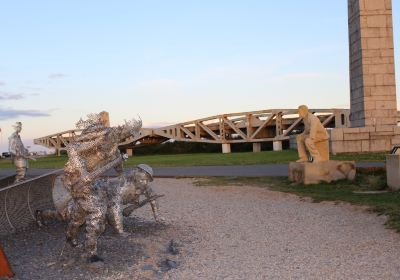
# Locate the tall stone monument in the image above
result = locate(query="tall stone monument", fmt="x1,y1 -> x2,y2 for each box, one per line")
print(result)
330,0 -> 399,154
348,0 -> 397,127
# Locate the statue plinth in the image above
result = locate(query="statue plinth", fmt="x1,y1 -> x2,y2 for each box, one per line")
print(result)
386,154 -> 400,190
289,161 -> 356,185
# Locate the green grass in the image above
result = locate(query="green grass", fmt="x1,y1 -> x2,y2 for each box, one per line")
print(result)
0,155 -> 68,169
0,150 -> 386,169
194,168 -> 400,232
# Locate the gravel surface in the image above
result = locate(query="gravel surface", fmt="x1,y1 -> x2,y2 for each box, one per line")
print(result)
3,178 -> 400,279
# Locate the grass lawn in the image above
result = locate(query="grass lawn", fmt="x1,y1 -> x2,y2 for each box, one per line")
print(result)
0,150 -> 386,169
194,168 -> 400,232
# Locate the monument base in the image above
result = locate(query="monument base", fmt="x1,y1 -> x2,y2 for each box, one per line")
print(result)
330,126 -> 400,154
386,154 -> 400,190
289,161 -> 356,185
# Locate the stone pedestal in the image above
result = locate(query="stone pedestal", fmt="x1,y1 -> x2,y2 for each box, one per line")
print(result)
289,161 -> 356,185
330,126 -> 400,154
386,154 -> 400,190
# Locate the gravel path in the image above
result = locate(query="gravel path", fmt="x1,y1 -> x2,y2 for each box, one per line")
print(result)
3,178 -> 400,279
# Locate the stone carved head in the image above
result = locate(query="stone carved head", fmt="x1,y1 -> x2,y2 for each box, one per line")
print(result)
298,105 -> 309,119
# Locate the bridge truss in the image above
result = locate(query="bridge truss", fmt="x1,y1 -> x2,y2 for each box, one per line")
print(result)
34,108 -> 350,154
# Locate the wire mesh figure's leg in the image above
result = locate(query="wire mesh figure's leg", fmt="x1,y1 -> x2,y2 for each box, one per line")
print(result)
144,188 -> 161,222
107,193 -> 124,234
82,193 -> 107,259
36,209 -> 63,226
66,199 -> 86,247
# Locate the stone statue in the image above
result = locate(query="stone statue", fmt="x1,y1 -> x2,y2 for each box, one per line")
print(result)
8,122 -> 35,182
296,105 -> 329,163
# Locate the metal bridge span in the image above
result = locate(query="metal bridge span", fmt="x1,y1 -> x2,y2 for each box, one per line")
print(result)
34,108 -> 350,155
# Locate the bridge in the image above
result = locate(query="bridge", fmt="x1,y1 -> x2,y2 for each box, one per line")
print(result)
34,108 -> 351,155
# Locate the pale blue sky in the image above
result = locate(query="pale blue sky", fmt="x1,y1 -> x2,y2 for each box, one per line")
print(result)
0,0 -> 399,152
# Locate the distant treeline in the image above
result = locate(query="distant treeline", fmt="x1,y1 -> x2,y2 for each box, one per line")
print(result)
128,140 -> 289,156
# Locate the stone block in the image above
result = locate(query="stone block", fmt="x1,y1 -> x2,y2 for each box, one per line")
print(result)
361,27 -> 382,37
343,140 -> 363,153
376,101 -> 397,110
383,74 -> 396,85
330,128 -> 344,141
370,139 -> 391,151
343,128 -> 360,134
375,74 -> 384,85
366,15 -> 387,28
386,154 -> 400,190
368,64 -> 389,74
363,49 -> 381,58
376,117 -> 397,126
330,141 -> 345,155
365,0 -> 386,11
364,100 -> 376,110
387,64 -> 395,74
370,85 -> 396,96
344,132 -> 369,141
369,95 -> 396,101
385,0 -> 392,10
381,49 -> 394,57
362,140 -> 370,152
289,161 -> 356,185
376,125 -> 396,132
392,137 -> 400,145
370,131 -> 395,138
359,126 -> 375,132
363,74 -> 376,86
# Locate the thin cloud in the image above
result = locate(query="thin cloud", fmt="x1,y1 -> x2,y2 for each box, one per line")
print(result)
0,92 -> 25,100
0,108 -> 50,120
0,81 -> 5,86
48,73 -> 67,80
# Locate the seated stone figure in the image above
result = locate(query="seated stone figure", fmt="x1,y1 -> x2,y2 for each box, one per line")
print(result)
296,105 -> 329,163
36,164 -> 163,234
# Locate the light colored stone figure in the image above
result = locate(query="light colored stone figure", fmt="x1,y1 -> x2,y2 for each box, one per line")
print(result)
296,105 -> 329,163
8,122 -> 35,182
63,112 -> 141,263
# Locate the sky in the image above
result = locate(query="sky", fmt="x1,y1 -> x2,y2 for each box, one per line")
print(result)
0,0 -> 399,153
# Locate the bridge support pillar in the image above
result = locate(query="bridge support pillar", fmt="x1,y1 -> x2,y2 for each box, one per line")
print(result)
222,144 -> 231,154
126,149 -> 133,157
273,141 -> 282,151
253,143 -> 261,153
